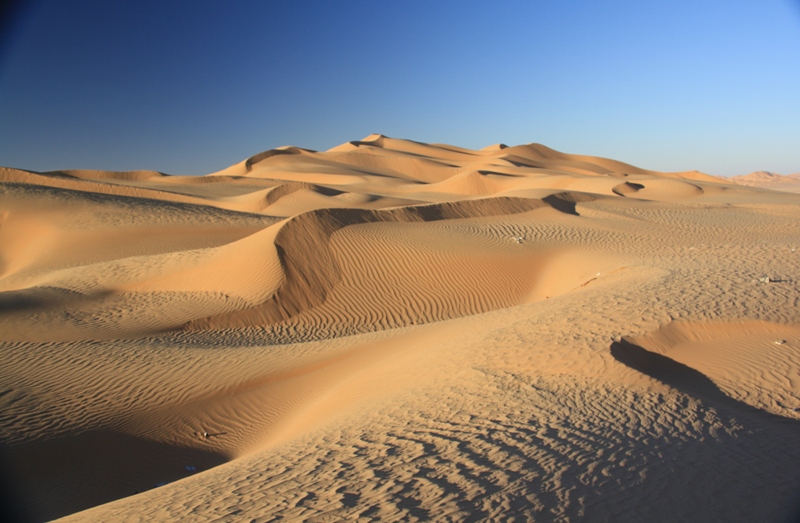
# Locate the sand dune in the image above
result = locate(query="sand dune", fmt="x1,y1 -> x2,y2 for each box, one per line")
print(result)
1,135 -> 800,522
729,171 -> 800,194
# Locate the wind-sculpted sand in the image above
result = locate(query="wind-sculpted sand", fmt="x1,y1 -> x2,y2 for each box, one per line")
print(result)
1,135 -> 799,522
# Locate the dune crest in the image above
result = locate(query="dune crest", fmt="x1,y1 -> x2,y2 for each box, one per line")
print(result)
2,135 -> 800,522
184,193 -> 599,331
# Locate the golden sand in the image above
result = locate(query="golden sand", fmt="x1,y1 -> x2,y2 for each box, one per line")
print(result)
2,135 -> 799,521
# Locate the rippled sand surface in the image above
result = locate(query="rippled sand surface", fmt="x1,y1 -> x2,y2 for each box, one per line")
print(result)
2,135 -> 799,522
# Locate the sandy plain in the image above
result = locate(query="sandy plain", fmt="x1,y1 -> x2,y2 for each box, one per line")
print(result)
1,134 -> 799,522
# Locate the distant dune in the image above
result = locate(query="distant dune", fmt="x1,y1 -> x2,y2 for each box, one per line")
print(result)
728,170 -> 800,193
2,135 -> 799,522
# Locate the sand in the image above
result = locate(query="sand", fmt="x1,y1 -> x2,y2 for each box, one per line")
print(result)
729,171 -> 800,194
1,135 -> 799,522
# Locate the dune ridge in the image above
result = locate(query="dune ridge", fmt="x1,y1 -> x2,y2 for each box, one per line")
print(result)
1,135 -> 800,522
185,193 -> 592,330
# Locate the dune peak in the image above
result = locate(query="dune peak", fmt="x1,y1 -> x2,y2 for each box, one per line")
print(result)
2,134 -> 799,522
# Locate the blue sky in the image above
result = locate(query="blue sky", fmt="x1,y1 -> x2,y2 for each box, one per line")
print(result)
1,0 -> 798,176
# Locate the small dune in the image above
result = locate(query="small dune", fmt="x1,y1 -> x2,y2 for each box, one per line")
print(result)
617,320 -> 800,417
612,181 -> 645,195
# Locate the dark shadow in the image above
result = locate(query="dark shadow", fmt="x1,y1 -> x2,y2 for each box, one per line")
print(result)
0,429 -> 228,522
611,339 -> 800,521
542,193 -> 579,216
0,458 -> 32,523
336,486 -> 361,508
0,290 -> 52,314
611,181 -> 645,196
314,184 -> 344,197
477,169 -> 524,178
611,339 -> 800,424
0,287 -> 115,315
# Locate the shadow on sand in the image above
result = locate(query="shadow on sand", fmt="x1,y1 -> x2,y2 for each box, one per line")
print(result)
611,338 -> 800,423
611,338 -> 800,522
0,429 -> 228,522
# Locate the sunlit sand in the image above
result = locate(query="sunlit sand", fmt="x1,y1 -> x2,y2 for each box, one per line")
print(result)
2,135 -> 799,521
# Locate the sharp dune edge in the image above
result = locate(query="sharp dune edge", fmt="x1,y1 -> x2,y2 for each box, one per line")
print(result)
1,135 -> 799,522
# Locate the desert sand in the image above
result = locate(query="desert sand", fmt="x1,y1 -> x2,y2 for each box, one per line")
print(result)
1,134 -> 799,522
729,171 -> 800,194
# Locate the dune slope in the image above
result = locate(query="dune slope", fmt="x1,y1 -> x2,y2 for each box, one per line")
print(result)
1,135 -> 799,522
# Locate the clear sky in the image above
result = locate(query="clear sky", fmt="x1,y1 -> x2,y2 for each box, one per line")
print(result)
1,0 -> 798,176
